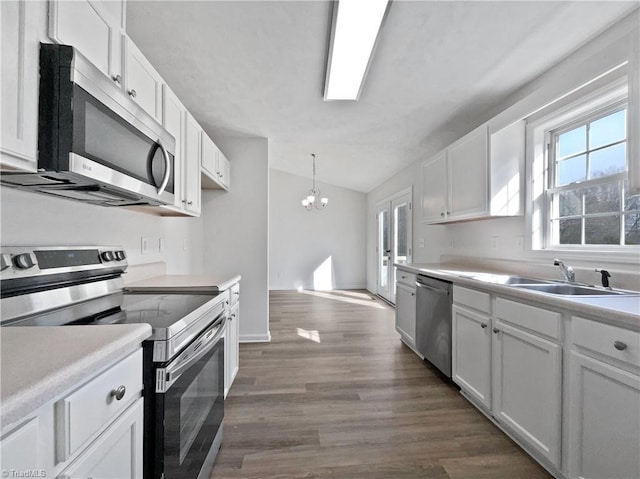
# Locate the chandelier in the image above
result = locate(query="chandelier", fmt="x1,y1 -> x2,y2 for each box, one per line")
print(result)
301,154 -> 328,210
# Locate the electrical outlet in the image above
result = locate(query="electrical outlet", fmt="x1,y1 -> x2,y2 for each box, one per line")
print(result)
183,239 -> 189,251
419,238 -> 425,248
449,239 -> 455,249
515,235 -> 524,249
491,236 -> 499,249
159,238 -> 165,253
141,237 -> 149,255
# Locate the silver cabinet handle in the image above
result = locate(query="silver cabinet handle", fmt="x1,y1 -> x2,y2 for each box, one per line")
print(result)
410,292 -> 415,296
234,291 -> 240,295
614,341 -> 627,351
480,323 -> 487,329
493,328 -> 499,334
156,140 -> 171,195
110,385 -> 126,401
188,200 -> 193,205
446,211 -> 450,215
441,212 -> 445,217
111,74 -> 121,84
128,89 -> 137,98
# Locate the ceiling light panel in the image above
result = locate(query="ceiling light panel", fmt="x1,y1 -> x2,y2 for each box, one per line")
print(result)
324,0 -> 390,101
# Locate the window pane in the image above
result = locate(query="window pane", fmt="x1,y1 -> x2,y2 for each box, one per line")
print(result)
394,204 -> 407,260
558,218 -> 582,244
625,213 -> 640,245
589,109 -> 626,150
624,181 -> 640,212
584,182 -> 620,214
585,216 -> 620,244
558,125 -> 586,159
557,154 -> 586,186
588,143 -> 626,179
557,190 -> 582,217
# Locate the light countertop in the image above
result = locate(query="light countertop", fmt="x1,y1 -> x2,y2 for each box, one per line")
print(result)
1,324 -> 151,427
125,274 -> 241,293
398,263 -> 640,330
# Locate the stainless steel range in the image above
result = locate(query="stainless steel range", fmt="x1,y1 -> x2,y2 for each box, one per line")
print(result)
0,246 -> 226,479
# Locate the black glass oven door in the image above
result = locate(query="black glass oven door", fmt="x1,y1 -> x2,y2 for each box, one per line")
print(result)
157,322 -> 225,479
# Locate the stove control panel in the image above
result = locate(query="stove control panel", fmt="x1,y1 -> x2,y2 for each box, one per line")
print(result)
0,246 -> 128,280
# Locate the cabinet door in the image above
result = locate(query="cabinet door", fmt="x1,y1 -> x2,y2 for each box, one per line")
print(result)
124,38 -> 162,122
57,398 -> 143,479
568,352 -> 640,479
183,113 -> 201,215
395,282 -> 416,346
229,303 -> 239,388
201,133 -> 218,179
162,85 -> 185,210
217,152 -> 231,190
49,0 -> 123,84
421,152 -> 448,222
492,320 -> 562,467
448,125 -> 489,219
489,120 -> 525,216
1,0 -> 42,171
452,305 -> 491,410
1,417 -> 39,472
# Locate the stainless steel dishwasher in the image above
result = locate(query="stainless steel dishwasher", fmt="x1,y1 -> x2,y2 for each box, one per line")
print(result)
415,274 -> 453,377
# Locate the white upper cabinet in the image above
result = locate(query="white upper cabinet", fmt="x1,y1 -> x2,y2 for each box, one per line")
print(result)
183,112 -> 202,216
448,125 -> 489,219
49,0 -> 124,86
161,85 -> 189,214
421,152 -> 448,222
124,37 -> 163,122
1,0 -> 46,171
201,133 -> 230,191
421,121 -> 524,223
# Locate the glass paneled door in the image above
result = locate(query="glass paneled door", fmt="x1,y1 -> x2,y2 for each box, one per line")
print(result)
376,189 -> 412,304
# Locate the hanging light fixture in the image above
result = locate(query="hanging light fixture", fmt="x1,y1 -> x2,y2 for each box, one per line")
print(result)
301,154 -> 329,210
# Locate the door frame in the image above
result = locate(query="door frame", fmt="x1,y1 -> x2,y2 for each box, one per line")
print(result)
376,186 -> 413,304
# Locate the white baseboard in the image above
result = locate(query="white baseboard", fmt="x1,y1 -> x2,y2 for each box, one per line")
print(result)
240,332 -> 271,343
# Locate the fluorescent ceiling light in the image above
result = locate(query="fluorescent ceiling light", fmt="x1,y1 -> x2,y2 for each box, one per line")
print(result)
324,0 -> 390,101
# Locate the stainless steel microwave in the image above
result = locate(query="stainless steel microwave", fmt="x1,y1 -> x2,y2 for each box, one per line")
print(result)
1,43 -> 175,207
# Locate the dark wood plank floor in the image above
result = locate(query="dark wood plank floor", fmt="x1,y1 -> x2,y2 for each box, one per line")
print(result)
211,290 -> 552,479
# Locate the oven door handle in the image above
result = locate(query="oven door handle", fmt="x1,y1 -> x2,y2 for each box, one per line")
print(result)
162,316 -> 226,389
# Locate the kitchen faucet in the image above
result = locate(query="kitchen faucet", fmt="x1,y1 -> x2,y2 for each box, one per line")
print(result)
553,259 -> 575,283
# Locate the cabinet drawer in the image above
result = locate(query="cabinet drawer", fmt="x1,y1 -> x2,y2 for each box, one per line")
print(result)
453,286 -> 491,314
56,349 -> 143,462
229,282 -> 240,307
495,297 -> 561,340
396,270 -> 416,288
572,317 -> 640,370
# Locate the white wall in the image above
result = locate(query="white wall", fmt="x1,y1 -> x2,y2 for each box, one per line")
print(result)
269,168 -> 366,290
366,11 -> 640,292
0,187 -> 204,274
201,137 -> 270,342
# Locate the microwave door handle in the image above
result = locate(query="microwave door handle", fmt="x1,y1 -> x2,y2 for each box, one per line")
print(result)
156,140 -> 171,195
164,317 -> 226,386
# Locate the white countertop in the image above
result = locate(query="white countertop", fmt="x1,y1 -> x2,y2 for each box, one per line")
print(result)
1,324 -> 151,427
398,263 -> 640,330
125,274 -> 241,293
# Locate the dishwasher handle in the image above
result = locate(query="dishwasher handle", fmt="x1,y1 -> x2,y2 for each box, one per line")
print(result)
415,281 -> 450,296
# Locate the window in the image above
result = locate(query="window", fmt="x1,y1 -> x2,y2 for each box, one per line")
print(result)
544,101 -> 639,248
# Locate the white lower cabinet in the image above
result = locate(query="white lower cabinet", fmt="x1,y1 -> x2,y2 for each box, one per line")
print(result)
224,281 -> 240,398
452,304 -> 491,410
492,320 -> 562,467
0,349 -> 144,478
395,282 -> 416,347
567,351 -> 640,479
57,398 -> 143,479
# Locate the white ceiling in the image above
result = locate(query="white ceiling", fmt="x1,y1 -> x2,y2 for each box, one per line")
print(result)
127,1 -> 638,193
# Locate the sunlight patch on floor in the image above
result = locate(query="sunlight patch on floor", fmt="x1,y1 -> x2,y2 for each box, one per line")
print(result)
298,289 -> 386,309
296,328 -> 321,343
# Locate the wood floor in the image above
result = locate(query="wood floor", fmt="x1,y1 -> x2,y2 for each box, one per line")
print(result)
211,290 -> 552,479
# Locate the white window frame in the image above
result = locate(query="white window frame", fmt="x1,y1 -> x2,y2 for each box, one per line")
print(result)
526,74 -> 640,262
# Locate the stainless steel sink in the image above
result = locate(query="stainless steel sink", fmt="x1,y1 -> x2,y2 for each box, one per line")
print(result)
464,274 -> 555,285
513,283 -> 628,296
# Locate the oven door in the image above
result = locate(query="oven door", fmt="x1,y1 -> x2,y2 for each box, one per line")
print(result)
150,316 -> 225,479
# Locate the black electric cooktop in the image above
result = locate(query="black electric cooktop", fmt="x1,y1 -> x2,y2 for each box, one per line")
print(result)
6,291 -> 220,331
